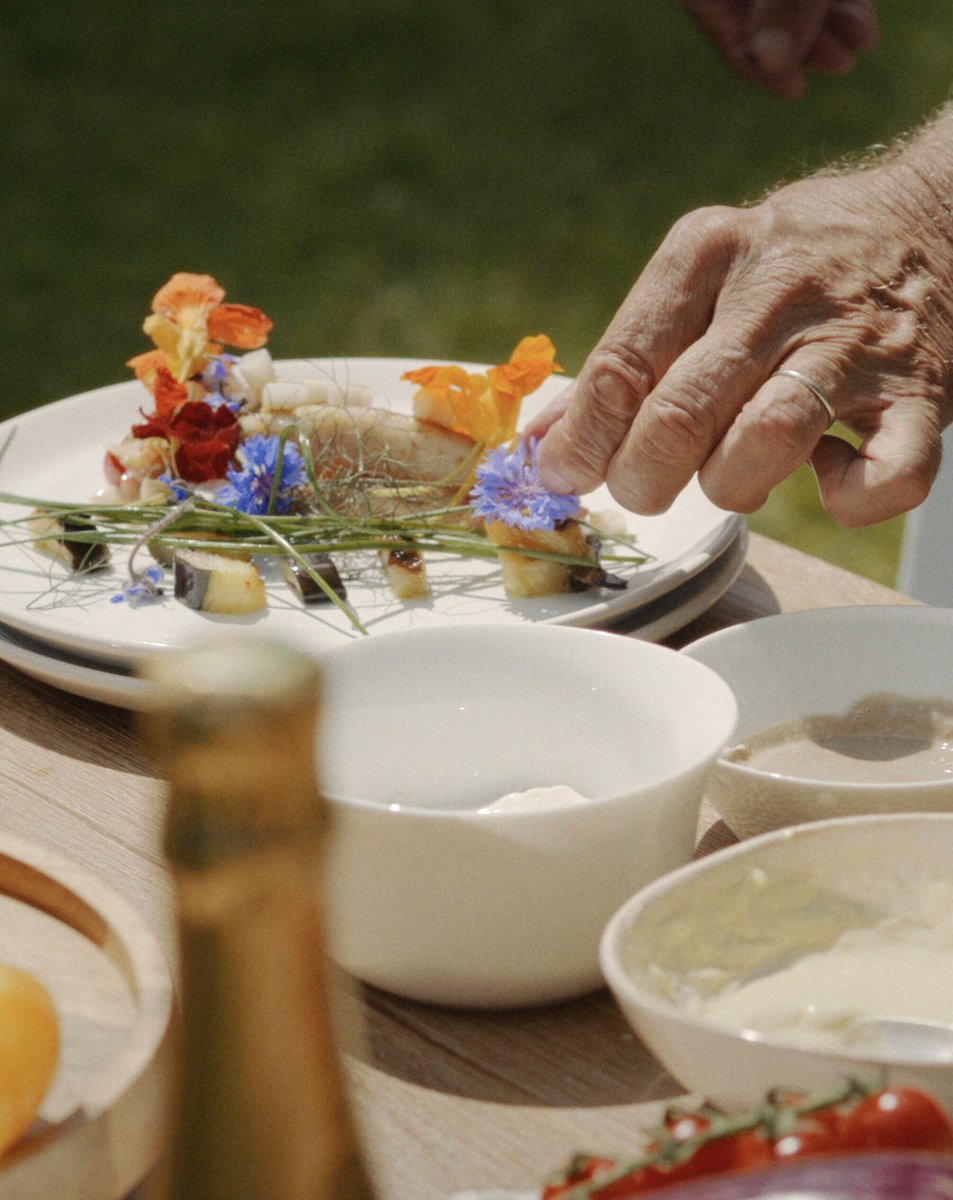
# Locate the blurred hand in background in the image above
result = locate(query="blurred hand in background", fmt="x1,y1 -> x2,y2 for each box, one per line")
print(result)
681,0 -> 879,98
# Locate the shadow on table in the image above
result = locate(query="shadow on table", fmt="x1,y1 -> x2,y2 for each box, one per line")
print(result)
0,662 -> 152,775
358,983 -> 684,1107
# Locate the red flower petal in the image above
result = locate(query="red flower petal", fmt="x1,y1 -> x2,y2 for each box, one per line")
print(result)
131,400 -> 240,482
154,367 -> 189,420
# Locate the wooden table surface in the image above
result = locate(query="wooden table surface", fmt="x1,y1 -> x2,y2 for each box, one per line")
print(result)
0,532 -> 921,1199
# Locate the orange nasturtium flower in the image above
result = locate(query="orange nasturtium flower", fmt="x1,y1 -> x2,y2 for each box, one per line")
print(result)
403,335 -> 562,447
127,272 -> 273,389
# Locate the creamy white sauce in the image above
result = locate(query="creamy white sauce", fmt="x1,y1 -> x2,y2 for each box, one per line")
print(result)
686,879 -> 953,1053
587,509 -> 629,537
477,784 -> 589,814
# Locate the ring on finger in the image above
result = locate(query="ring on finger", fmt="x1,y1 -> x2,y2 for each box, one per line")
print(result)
772,368 -> 837,428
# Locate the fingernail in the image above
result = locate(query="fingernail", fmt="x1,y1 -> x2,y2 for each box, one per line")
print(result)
748,27 -> 796,74
537,456 -> 577,495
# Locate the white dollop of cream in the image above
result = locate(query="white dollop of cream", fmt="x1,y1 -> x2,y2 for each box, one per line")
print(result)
685,878 -> 953,1052
587,509 -> 629,537
477,784 -> 589,814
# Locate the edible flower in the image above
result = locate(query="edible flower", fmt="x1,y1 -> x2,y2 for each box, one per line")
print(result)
110,565 -> 165,607
215,434 -> 308,515
403,335 -> 562,446
132,400 -> 241,483
157,474 -> 194,502
200,353 -> 242,403
470,437 -> 580,531
128,272 -> 273,388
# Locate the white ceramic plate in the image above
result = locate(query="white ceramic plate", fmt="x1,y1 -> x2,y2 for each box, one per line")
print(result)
618,524 -> 746,644
0,357 -> 742,667
0,621 -> 151,710
0,531 -> 747,712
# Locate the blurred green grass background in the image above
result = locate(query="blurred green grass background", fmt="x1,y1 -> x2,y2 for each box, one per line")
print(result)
2,1 -> 951,585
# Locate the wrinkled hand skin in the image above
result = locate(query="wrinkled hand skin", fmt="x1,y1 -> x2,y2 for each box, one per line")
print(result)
532,115 -> 953,528
681,0 -> 880,99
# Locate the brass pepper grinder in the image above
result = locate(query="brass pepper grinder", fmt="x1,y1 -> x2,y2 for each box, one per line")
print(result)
141,637 -> 376,1200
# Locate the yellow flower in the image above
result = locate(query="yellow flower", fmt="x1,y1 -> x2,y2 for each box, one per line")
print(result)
132,272 -> 273,385
404,335 -> 562,447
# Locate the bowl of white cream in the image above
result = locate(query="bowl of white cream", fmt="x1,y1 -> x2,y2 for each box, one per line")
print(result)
680,605 -> 953,840
314,623 -> 737,1008
601,812 -> 953,1113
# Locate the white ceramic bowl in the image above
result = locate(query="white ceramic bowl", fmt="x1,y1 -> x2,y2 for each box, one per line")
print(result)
601,812 -> 953,1113
681,605 -> 953,839
316,624 -> 737,1008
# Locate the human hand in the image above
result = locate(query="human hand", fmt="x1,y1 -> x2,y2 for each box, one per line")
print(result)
681,0 -> 879,99
530,156 -> 953,527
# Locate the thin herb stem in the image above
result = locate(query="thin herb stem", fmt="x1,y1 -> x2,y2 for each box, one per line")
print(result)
196,497 -> 369,634
0,480 -> 652,631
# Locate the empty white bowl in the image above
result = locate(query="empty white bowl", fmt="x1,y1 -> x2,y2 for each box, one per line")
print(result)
601,812 -> 953,1113
681,605 -> 953,839
316,624 -> 737,1008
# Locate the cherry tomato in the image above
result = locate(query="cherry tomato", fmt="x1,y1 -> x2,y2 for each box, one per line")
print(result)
584,1171 -> 656,1198
647,1113 -> 739,1183
542,1159 -> 656,1198
722,1128 -> 775,1172
769,1124 -> 844,1162
774,1089 -> 846,1126
542,1087 -> 953,1199
542,1156 -> 625,1198
842,1087 -> 953,1154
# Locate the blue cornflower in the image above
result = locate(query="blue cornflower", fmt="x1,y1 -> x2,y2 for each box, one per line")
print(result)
201,353 -> 240,394
470,438 -> 580,531
200,354 -> 244,410
111,565 -> 165,606
158,474 -> 194,502
215,434 -> 308,515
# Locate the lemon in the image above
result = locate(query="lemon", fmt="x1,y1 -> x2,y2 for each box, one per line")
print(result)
0,965 -> 59,1157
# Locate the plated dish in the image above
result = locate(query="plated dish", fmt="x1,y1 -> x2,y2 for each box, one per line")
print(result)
0,358 -> 743,668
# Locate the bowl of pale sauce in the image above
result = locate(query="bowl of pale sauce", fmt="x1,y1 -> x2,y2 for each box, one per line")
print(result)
680,605 -> 953,839
601,811 -> 953,1113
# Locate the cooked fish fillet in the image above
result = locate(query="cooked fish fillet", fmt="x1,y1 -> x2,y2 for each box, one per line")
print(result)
240,404 -> 476,484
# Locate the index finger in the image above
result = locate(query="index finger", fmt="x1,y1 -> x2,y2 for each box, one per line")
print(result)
537,207 -> 737,495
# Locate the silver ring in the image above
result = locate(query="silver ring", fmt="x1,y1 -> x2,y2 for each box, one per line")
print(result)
772,368 -> 836,428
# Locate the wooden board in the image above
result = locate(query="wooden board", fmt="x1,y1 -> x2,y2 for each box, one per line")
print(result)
0,833 -> 173,1199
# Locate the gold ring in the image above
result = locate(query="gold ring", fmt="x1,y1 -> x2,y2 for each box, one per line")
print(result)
772,368 -> 836,428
